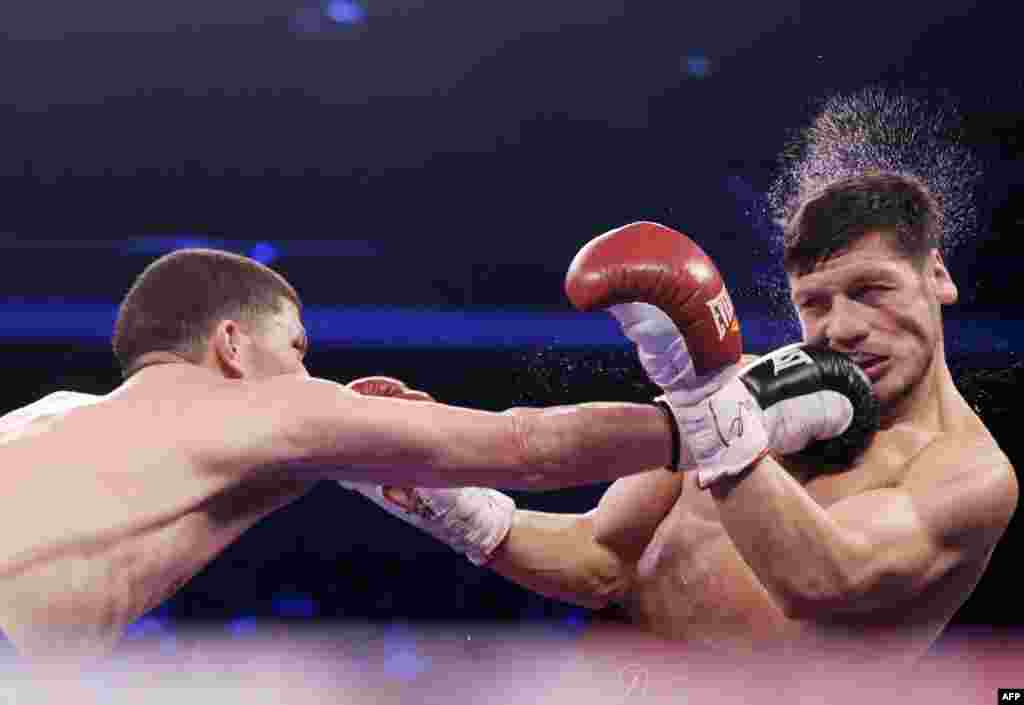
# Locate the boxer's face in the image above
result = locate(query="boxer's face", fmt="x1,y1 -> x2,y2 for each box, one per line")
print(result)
789,231 -> 956,411
238,298 -> 310,379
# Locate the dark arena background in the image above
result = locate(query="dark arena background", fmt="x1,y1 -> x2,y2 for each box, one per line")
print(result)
1,2 -> 1022,702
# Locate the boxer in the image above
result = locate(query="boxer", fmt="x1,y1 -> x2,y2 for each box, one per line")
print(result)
0,247 -> 852,664
348,177 -> 1017,666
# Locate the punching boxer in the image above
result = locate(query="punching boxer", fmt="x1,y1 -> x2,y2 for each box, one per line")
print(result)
0,248 -> 856,664
346,173 -> 1018,665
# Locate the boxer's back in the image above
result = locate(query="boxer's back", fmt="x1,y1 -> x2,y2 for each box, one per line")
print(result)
0,371 -> 315,660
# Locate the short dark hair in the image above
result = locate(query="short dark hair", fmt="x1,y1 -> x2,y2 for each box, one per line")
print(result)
782,172 -> 942,276
113,248 -> 301,376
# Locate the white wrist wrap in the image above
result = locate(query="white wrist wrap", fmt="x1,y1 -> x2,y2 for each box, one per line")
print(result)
340,482 -> 516,566
660,381 -> 854,489
608,303 -> 697,392
659,378 -> 772,488
608,302 -> 733,400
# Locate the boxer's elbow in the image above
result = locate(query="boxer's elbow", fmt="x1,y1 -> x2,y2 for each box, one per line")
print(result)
552,514 -> 634,609
571,572 -> 630,610
774,577 -> 855,620
580,550 -> 633,608
770,546 -> 873,619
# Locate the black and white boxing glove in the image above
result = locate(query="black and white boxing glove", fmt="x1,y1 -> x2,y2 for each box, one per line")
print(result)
661,342 -> 880,488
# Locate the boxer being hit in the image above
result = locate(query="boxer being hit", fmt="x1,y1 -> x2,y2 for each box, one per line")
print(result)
0,245 -> 866,664
346,172 -> 1018,667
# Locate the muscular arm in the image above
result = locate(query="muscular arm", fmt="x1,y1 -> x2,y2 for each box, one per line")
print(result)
710,435 -> 1018,618
232,376 -> 674,491
487,470 -> 683,608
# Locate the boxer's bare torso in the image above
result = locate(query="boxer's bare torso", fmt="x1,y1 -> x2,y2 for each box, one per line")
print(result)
0,371 -> 318,661
600,376 -> 1004,663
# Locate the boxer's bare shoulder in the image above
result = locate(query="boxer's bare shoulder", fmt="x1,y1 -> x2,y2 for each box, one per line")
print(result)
0,369 -> 328,660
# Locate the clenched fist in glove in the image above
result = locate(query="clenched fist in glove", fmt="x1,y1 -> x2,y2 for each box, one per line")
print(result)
338,376 -> 515,566
566,222 -> 879,487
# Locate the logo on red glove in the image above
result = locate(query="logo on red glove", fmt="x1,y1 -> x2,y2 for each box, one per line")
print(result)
706,287 -> 736,341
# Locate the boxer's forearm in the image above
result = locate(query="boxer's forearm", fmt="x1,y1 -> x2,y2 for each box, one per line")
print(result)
488,509 -> 632,609
497,402 -> 674,489
303,393 -> 673,490
710,455 -> 860,617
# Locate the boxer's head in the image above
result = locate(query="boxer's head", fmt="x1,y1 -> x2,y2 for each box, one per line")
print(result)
782,171 -> 941,276
113,248 -> 308,379
784,172 -> 958,416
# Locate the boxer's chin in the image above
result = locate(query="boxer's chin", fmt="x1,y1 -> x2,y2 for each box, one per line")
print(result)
873,360 -> 925,413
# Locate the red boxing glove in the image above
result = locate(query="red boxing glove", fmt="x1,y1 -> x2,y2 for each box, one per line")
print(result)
346,376 -> 434,402
566,221 -> 742,393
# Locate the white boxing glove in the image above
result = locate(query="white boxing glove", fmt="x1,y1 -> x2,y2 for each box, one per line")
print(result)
339,481 -> 515,566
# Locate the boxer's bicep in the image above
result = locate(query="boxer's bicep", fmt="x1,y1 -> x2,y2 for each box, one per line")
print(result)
907,437 -> 1017,554
489,509 -> 633,609
821,436 -> 1017,612
821,489 -> 948,610
591,470 -> 684,563
488,472 -> 683,608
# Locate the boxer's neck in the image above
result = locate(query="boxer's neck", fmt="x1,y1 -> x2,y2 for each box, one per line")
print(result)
123,351 -> 194,379
879,348 -> 957,431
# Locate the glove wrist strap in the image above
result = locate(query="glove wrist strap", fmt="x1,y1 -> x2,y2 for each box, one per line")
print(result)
654,400 -> 682,471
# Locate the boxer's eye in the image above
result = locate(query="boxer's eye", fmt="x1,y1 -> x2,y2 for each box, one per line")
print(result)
850,285 -> 890,303
797,296 -> 829,314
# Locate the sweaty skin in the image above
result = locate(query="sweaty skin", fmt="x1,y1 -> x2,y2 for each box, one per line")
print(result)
0,383 -> 318,662
601,419 -> 1003,664
495,363 -> 1012,666
0,301 -> 676,664
487,232 -> 1017,665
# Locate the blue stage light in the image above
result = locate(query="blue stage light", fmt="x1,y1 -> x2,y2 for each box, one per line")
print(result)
0,302 -> 1013,354
686,55 -> 712,78
381,623 -> 431,680
126,237 -> 218,255
248,242 -> 279,265
271,592 -> 318,618
325,0 -> 366,25
383,648 -> 431,680
227,616 -> 260,637
123,615 -> 170,639
173,236 -> 214,251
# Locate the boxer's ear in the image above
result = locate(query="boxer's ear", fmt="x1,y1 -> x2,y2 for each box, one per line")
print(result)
927,249 -> 957,306
211,319 -> 247,378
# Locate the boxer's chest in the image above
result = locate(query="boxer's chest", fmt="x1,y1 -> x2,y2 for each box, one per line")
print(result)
623,434 -> 921,639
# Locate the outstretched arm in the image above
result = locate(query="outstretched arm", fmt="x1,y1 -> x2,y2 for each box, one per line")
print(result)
230,375 -> 675,491
710,435 -> 1018,618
